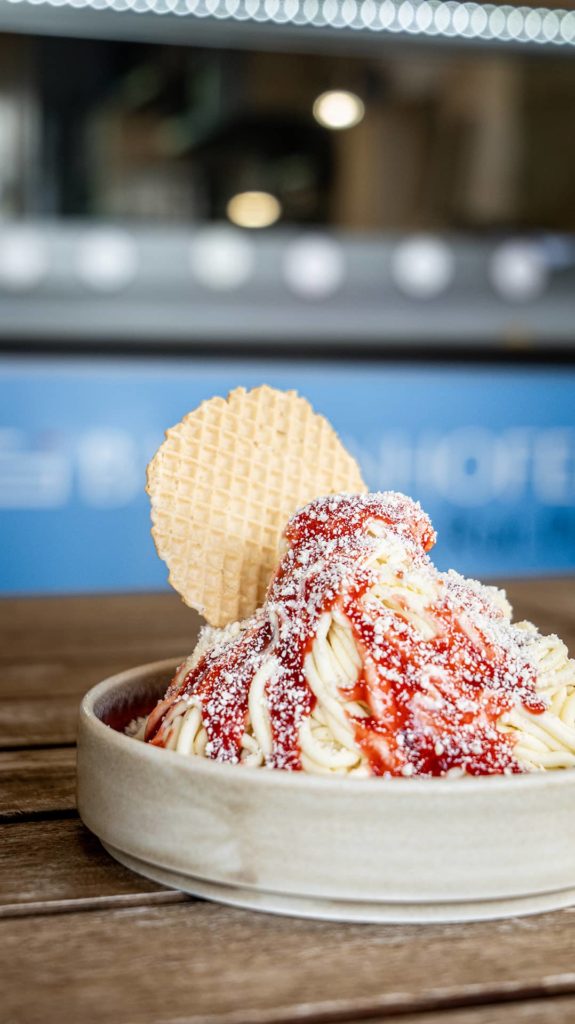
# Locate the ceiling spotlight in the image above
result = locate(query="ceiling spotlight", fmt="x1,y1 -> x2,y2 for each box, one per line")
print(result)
392,236 -> 454,300
313,90 -> 365,131
226,191 -> 281,230
189,228 -> 255,291
77,230 -> 137,292
0,227 -> 47,291
283,236 -> 345,300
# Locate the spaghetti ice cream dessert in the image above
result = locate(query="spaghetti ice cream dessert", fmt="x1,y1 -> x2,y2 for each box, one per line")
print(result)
137,386 -> 575,778
141,491 -> 575,777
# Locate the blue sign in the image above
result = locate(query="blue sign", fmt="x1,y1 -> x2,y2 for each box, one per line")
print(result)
1,356 -> 575,594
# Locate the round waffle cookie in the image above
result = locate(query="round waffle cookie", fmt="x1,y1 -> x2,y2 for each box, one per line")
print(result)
147,385 -> 367,627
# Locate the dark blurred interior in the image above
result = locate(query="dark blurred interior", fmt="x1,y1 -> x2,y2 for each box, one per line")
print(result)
3,32 -> 575,232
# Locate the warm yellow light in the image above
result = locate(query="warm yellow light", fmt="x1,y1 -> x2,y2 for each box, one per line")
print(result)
313,90 -> 365,131
226,191 -> 282,229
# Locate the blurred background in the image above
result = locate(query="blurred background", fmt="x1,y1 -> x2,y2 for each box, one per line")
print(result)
1,0 -> 575,594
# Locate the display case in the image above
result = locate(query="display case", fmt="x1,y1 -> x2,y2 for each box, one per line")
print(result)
1,2 -> 574,593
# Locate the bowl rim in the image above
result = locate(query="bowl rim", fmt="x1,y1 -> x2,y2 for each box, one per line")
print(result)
79,656 -> 575,797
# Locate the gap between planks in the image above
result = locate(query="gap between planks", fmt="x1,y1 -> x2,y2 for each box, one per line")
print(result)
0,746 -> 77,819
0,817 -> 191,918
312,993 -> 575,1024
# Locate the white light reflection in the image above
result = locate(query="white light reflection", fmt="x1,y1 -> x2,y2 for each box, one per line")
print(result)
0,227 -> 47,291
2,0 -> 575,49
189,227 -> 255,290
392,236 -> 454,300
77,230 -> 137,292
283,235 -> 345,298
489,241 -> 548,302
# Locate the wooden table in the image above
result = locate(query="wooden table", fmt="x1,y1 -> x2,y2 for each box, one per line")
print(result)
2,585 -> 575,1024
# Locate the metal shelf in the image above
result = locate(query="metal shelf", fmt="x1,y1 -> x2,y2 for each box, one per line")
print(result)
0,222 -> 574,349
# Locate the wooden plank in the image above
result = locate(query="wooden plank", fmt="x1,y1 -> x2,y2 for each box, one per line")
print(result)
0,694 -> 80,749
1,590 -> 574,1022
2,903 -> 575,1024
0,667 -> 180,749
0,655 -> 179,747
0,748 -> 76,819
0,593 -> 201,665
506,579 -> 575,641
0,653 -> 170,701
371,997 -> 575,1024
506,578 -> 575,618
0,593 -> 199,746
0,819 -> 189,916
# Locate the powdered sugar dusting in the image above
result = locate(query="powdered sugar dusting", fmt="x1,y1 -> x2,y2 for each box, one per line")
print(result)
144,491 -> 544,776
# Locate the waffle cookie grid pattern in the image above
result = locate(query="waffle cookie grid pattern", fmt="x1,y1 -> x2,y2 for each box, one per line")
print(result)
147,386 -> 366,626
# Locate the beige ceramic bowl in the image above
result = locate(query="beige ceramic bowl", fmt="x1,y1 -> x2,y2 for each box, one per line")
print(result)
77,658 -> 575,923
